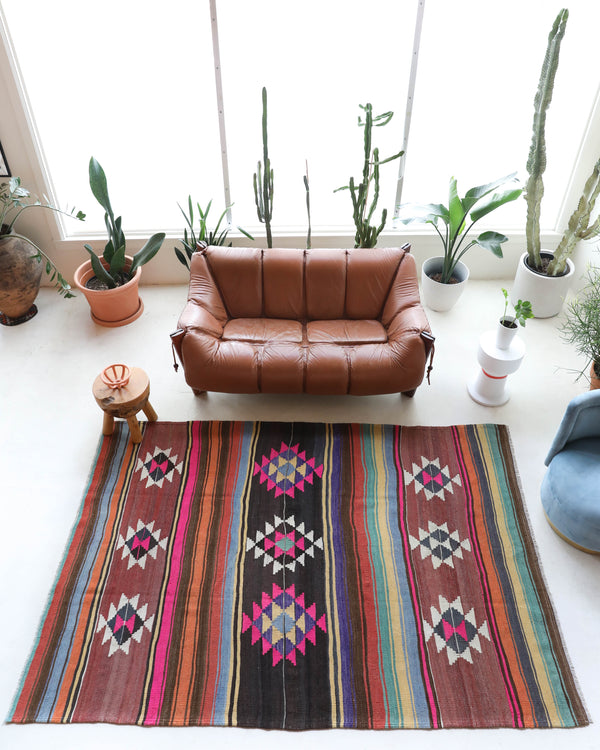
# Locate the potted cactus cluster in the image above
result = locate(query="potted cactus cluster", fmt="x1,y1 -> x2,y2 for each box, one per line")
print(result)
512,8 -> 600,317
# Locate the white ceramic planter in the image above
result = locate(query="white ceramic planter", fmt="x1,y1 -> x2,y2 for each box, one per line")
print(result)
495,319 -> 518,350
420,257 -> 469,312
510,251 -> 574,318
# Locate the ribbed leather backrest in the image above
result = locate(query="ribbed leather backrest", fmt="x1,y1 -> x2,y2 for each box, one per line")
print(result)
201,246 -> 408,320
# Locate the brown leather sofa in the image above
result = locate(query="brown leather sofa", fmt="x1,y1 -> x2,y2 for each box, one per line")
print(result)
171,245 -> 434,396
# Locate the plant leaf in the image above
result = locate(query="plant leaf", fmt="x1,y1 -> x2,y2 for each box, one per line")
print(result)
130,232 -> 165,274
84,243 -> 116,287
469,187 -> 522,222
474,230 -> 508,257
88,157 -> 113,215
448,177 -> 466,239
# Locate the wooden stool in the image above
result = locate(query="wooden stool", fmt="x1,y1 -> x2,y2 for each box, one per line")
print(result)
93,366 -> 157,443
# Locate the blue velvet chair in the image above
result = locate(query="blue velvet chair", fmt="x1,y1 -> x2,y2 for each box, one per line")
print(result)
541,390 -> 600,553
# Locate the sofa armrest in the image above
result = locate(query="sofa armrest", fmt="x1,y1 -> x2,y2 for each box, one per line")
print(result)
178,302 -> 224,338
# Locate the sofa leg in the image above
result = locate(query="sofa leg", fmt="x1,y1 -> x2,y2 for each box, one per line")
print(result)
192,388 -> 206,396
401,388 -> 416,398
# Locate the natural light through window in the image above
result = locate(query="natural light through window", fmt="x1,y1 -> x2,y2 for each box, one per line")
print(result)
1,0 -> 600,239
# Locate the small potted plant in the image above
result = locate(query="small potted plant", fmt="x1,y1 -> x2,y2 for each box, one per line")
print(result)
0,177 -> 84,324
397,174 -> 522,311
560,262 -> 600,389
74,157 -> 165,327
497,288 -> 533,349
174,197 -> 253,270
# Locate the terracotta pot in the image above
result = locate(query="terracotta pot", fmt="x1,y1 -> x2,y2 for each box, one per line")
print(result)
591,362 -> 600,391
0,232 -> 43,325
511,251 -> 574,318
73,256 -> 144,327
421,257 -> 469,312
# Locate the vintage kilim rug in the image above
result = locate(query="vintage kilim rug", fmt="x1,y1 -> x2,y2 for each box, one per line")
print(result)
9,421 -> 587,729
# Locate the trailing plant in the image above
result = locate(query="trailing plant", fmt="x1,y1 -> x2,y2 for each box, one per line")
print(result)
560,261 -> 600,381
174,197 -> 253,270
84,157 -> 165,289
0,176 -> 85,297
335,103 -> 403,248
524,8 -> 568,272
253,86 -> 274,248
501,287 -> 533,328
304,161 -> 311,250
397,174 -> 522,284
547,157 -> 600,276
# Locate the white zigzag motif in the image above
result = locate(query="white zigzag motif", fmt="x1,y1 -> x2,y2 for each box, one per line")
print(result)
409,521 -> 471,569
246,514 -> 324,575
404,456 -> 462,501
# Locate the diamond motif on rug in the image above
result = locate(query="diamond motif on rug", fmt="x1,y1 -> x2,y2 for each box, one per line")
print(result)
423,595 -> 490,665
246,514 -> 323,574
135,446 -> 183,488
242,583 -> 327,666
253,442 -> 324,499
116,519 -> 168,570
404,456 -> 461,501
409,521 -> 471,569
96,594 -> 154,657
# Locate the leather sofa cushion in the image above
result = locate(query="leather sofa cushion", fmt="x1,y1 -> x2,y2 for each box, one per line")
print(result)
307,320 -> 387,344
223,318 -> 302,343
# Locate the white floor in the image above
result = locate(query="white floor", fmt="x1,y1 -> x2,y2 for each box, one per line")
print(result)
1,281 -> 598,750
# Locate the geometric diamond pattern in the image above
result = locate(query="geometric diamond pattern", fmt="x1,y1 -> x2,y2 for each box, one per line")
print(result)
241,583 -> 327,667
246,514 -> 324,575
404,456 -> 462,501
96,593 -> 154,657
253,442 -> 324,499
135,446 -> 183,489
409,521 -> 471,569
116,519 -> 168,570
423,595 -> 490,666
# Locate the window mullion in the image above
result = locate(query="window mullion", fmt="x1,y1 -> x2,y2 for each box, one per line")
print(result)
210,0 -> 232,226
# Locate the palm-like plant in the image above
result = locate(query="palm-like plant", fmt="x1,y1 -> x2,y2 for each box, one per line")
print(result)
397,174 -> 522,283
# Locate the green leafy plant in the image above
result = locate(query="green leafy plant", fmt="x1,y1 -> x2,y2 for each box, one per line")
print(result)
84,157 -> 165,288
1,176 -> 85,297
560,262 -> 600,382
253,87 -> 274,248
174,197 -> 253,270
501,287 -> 533,328
524,8 -> 568,273
335,103 -> 403,248
397,174 -> 522,283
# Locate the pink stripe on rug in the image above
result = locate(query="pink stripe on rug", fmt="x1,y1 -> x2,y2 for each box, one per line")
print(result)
144,421 -> 201,724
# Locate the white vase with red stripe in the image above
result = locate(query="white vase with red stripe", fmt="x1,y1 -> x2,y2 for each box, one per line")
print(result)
467,323 -> 526,406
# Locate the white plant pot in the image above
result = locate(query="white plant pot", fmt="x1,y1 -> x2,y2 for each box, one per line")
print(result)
421,257 -> 469,312
496,319 -> 518,350
510,251 -> 574,318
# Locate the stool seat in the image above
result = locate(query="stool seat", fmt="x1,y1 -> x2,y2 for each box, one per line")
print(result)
93,366 -> 157,443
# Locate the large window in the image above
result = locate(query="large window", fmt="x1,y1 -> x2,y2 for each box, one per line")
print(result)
1,0 -> 599,240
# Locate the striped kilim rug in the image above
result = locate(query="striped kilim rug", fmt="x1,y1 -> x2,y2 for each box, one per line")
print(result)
9,422 -> 587,729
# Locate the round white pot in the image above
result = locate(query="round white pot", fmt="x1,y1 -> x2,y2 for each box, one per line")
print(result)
421,257 -> 469,312
510,251 -> 574,318
496,318 -> 518,350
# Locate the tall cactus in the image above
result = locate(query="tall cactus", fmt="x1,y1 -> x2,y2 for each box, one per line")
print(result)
525,8 -> 568,270
336,103 -> 403,248
253,86 -> 274,248
547,158 -> 600,276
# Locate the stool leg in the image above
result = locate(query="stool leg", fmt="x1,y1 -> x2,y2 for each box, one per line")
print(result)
102,412 -> 115,436
142,399 -> 158,422
127,415 -> 143,444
